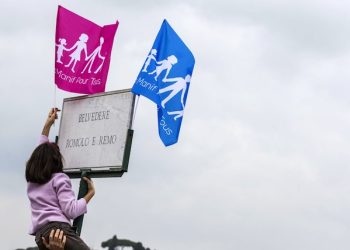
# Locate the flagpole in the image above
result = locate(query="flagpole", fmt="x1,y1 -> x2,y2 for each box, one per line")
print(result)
131,95 -> 140,130
54,83 -> 57,108
54,0 -> 58,123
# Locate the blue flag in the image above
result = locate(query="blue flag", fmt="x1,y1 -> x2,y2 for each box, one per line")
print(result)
132,19 -> 195,146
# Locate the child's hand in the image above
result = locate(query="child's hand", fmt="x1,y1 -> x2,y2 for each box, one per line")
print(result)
42,108 -> 61,136
83,177 -> 95,195
46,108 -> 60,127
83,177 -> 95,203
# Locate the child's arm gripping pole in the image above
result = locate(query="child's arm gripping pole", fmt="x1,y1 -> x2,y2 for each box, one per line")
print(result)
72,171 -> 90,236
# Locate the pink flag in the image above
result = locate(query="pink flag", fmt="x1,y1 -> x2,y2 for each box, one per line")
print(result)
55,6 -> 118,94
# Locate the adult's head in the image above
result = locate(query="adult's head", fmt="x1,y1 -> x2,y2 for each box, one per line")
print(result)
167,55 -> 178,64
79,33 -> 89,43
185,74 -> 191,83
100,37 -> 105,45
26,142 -> 63,184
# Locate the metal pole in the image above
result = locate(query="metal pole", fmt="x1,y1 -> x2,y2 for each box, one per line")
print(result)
73,171 -> 89,236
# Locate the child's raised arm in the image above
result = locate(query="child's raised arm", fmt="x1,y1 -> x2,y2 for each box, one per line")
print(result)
42,108 -> 60,137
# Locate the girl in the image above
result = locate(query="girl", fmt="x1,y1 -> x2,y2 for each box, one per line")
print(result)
142,49 -> 157,73
55,38 -> 68,64
26,108 -> 95,250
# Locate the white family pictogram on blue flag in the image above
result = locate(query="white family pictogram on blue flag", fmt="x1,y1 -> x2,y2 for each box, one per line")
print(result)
132,19 -> 195,146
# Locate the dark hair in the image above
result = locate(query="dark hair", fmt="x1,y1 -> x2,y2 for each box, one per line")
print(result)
25,142 -> 63,184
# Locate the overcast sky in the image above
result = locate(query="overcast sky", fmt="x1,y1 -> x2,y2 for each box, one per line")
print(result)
1,0 -> 350,249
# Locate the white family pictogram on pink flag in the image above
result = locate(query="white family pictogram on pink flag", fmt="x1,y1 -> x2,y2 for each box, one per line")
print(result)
55,6 -> 118,94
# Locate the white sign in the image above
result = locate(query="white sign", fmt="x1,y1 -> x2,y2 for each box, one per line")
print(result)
58,89 -> 135,173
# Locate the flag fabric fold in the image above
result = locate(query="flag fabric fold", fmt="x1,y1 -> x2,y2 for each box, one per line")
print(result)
55,5 -> 118,94
132,20 -> 195,146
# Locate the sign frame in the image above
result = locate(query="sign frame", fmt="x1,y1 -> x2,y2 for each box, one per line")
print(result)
57,89 -> 135,178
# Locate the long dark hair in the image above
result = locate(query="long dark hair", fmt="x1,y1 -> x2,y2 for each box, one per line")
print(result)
26,142 -> 63,184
